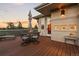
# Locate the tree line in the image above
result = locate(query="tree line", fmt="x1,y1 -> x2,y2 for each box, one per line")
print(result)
7,22 -> 23,29
0,22 -> 38,30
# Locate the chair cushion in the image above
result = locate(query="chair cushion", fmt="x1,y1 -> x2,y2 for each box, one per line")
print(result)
22,36 -> 28,39
32,36 -> 38,38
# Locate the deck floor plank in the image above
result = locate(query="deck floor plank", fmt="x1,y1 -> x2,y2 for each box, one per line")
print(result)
0,36 -> 79,56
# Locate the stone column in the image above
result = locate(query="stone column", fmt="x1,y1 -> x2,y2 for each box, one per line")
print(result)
37,19 -> 40,32
76,4 -> 79,46
76,15 -> 79,46
45,17 -> 47,36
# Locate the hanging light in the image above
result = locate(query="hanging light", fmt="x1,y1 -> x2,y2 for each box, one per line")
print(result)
61,9 -> 65,16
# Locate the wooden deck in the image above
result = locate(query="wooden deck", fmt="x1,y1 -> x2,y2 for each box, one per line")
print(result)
0,36 -> 79,56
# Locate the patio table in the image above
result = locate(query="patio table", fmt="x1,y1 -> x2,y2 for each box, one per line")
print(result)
21,32 -> 39,42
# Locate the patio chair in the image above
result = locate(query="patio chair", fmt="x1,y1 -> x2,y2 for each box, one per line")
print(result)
21,34 -> 31,46
31,32 -> 40,44
21,34 -> 29,41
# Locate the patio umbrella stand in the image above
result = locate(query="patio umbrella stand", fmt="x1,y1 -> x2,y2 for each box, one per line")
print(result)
21,11 -> 40,46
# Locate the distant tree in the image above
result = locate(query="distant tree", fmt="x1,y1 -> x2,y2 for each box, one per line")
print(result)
7,22 -> 15,29
17,22 -> 22,29
34,25 -> 38,29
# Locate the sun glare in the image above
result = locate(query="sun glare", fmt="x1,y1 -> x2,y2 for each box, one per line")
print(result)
0,19 -> 37,28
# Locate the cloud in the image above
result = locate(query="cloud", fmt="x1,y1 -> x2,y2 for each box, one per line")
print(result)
13,3 -> 25,6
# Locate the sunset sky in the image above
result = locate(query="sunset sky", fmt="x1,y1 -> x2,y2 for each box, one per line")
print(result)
0,3 -> 41,28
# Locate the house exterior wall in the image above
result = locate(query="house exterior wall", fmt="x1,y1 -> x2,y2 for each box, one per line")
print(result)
51,5 -> 79,45
38,17 -> 51,36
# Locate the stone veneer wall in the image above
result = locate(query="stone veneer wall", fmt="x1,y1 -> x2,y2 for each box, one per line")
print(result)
51,5 -> 79,45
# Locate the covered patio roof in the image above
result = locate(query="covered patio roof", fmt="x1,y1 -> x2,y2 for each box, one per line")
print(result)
33,14 -> 45,19
35,3 -> 78,16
